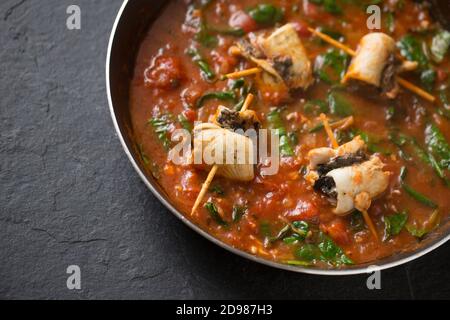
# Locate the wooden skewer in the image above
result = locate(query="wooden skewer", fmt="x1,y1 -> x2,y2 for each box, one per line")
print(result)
320,113 -> 339,149
240,93 -> 254,112
397,77 -> 436,102
225,67 -> 262,79
308,27 -> 356,56
308,27 -> 436,103
320,114 -> 379,241
361,210 -> 380,242
191,164 -> 219,215
191,94 -> 255,216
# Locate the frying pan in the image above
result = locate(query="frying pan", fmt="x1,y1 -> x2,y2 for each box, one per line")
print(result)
106,0 -> 450,275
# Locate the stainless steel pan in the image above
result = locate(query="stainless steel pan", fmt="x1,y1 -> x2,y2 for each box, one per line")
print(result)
106,0 -> 450,275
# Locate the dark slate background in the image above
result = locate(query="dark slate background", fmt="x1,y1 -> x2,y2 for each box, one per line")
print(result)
0,0 -> 449,300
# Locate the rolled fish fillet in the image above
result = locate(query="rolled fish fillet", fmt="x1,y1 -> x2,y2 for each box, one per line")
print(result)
236,23 -> 313,90
192,123 -> 255,181
259,23 -> 314,89
308,136 -> 366,169
326,156 -> 390,215
342,32 -> 396,87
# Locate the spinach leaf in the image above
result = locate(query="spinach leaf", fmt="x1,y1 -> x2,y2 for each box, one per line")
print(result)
318,233 -> 353,265
399,166 -> 438,208
390,132 -> 448,182
431,30 -> 450,63
291,221 -> 309,240
358,131 -> 391,155
386,106 -> 395,120
420,69 -> 436,92
195,23 -> 218,48
209,27 -> 245,37
402,184 -> 438,208
389,131 -> 408,147
383,211 -> 408,240
259,221 -> 272,238
187,47 -> 216,81
283,233 -> 303,244
405,225 -> 428,238
232,205 -> 247,222
247,4 -> 283,26
397,35 -> 429,68
196,91 -> 236,108
230,79 -> 245,90
148,114 -> 173,150
425,124 -> 450,166
439,88 -> 450,108
288,131 -> 299,147
310,0 -> 342,15
385,11 -> 395,34
178,113 -> 193,131
315,49 -> 349,84
328,90 -> 353,117
406,209 -> 440,239
323,0 -> 342,14
204,202 -> 228,226
411,139 -> 431,165
295,244 -> 318,262
292,232 -> 353,266
389,132 -> 412,161
267,109 -> 295,157
303,99 -> 329,115
267,224 -> 291,244
209,185 -> 224,196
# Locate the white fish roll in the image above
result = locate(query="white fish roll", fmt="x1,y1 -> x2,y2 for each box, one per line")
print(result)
259,23 -> 314,89
193,123 -> 255,181
343,33 -> 396,87
326,157 -> 390,215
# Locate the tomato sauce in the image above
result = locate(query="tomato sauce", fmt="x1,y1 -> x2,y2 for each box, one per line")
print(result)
129,0 -> 450,268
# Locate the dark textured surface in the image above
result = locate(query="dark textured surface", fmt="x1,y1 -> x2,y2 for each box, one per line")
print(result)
0,0 -> 449,300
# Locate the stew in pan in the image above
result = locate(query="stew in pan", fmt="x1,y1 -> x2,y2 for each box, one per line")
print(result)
129,0 -> 450,268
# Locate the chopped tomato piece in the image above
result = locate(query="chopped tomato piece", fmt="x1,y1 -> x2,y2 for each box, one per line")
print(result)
183,109 -> 196,122
229,10 -> 258,33
437,68 -> 448,83
286,200 -> 319,221
145,56 -> 183,89
321,218 -> 351,245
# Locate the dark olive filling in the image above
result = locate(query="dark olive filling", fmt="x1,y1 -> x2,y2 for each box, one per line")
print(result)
313,150 -> 368,199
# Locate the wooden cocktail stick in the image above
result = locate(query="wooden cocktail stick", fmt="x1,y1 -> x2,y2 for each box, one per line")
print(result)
225,68 -> 262,79
320,113 -> 339,149
308,27 -> 435,103
191,94 -> 255,216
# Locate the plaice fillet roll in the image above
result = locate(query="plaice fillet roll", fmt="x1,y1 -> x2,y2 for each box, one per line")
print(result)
259,23 -> 314,90
306,136 -> 390,216
236,23 -> 314,90
326,157 -> 390,214
342,32 -> 396,87
192,123 -> 255,181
